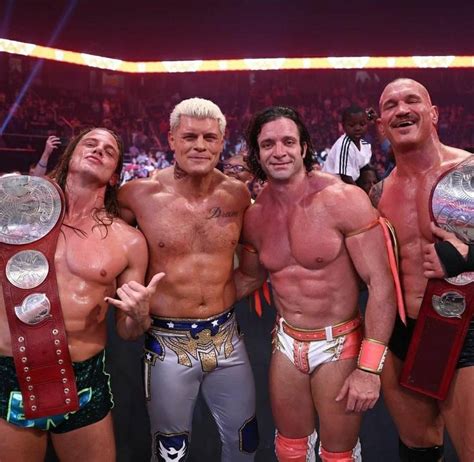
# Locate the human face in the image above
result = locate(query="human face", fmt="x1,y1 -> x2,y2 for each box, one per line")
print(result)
251,179 -> 265,198
378,79 -> 438,151
343,112 -> 368,142
168,116 -> 224,176
257,117 -> 307,182
222,155 -> 252,183
69,129 -> 120,185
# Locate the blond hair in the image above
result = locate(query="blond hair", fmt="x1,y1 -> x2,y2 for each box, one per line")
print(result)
169,97 -> 226,135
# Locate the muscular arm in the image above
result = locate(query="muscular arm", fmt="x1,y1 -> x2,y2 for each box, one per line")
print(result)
234,206 -> 267,299
117,181 -> 138,225
234,245 -> 267,300
335,186 -> 397,412
345,190 -> 396,343
113,229 -> 154,340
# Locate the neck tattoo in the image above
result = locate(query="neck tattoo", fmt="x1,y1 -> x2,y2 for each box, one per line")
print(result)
174,163 -> 188,180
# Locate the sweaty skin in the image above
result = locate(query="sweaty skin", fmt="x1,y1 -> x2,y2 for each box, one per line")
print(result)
372,78 -> 473,460
372,80 -> 470,319
119,168 -> 249,318
240,115 -> 396,455
119,113 -> 258,462
0,128 -> 157,462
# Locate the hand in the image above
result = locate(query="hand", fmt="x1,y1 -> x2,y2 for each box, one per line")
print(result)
335,368 -> 380,413
105,272 -> 165,327
423,222 -> 468,279
366,107 -> 378,121
44,135 -> 61,156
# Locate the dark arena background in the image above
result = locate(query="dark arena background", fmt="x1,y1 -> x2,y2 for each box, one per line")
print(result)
1,1 -> 473,460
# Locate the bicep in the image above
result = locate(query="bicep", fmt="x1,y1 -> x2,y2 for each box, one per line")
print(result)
345,224 -> 390,284
117,233 -> 148,287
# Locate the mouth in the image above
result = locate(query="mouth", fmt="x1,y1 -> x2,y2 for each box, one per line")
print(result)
188,156 -> 209,161
392,119 -> 416,129
85,155 -> 102,164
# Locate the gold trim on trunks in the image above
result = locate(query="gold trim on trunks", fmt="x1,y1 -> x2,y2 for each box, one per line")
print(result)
149,318 -> 237,372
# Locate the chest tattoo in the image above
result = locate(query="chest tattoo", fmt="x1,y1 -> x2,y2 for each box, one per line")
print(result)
207,207 -> 239,219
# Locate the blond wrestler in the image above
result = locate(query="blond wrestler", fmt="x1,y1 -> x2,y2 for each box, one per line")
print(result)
238,106 -> 397,462
0,128 -> 162,462
118,98 -> 258,461
371,78 -> 473,461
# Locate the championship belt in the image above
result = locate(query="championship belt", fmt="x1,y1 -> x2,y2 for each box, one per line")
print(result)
0,175 -> 79,418
400,158 -> 474,400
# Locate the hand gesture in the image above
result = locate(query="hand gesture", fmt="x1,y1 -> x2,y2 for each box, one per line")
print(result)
105,272 -> 165,327
423,222 -> 468,279
44,135 -> 61,156
335,368 -> 380,413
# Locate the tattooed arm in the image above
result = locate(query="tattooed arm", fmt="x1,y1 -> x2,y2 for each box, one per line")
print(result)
368,179 -> 384,208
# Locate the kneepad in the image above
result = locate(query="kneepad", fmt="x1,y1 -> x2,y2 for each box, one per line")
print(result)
275,430 -> 317,462
319,439 -> 361,462
399,439 -> 444,462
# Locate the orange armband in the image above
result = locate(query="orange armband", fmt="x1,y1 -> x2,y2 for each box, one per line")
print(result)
357,338 -> 388,375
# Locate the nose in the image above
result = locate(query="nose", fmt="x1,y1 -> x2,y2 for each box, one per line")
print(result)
93,144 -> 104,156
395,101 -> 410,116
274,141 -> 285,157
195,135 -> 205,151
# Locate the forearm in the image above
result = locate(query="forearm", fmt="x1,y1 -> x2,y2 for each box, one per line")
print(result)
364,277 -> 397,344
233,267 -> 266,300
116,312 -> 151,341
30,157 -> 49,176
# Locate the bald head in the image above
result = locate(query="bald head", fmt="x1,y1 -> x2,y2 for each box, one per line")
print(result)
379,78 -> 432,110
377,77 -> 439,152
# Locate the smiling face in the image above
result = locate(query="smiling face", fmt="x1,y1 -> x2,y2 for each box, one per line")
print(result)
257,117 -> 307,182
68,128 -> 120,185
168,115 -> 224,176
378,79 -> 439,152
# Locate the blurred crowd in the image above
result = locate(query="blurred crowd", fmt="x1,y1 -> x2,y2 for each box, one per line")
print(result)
1,68 -> 473,184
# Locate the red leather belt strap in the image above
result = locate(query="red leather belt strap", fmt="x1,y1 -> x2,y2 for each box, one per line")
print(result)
0,181 -> 79,419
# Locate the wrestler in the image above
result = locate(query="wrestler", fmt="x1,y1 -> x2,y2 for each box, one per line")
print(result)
0,128 -> 163,462
371,78 -> 473,461
118,98 -> 259,461
239,106 -> 397,461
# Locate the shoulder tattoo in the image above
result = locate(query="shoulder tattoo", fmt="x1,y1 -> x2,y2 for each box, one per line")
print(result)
369,180 -> 384,208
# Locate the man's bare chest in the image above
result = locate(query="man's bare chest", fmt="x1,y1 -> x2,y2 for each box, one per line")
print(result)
257,208 -> 342,272
55,229 -> 127,284
138,200 -> 243,255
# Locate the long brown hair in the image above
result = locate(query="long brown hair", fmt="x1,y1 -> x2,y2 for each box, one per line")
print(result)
51,127 -> 124,231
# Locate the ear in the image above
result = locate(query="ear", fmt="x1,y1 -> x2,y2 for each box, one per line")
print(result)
302,142 -> 308,158
109,173 -> 119,187
168,131 -> 175,151
376,117 -> 386,139
431,105 -> 439,125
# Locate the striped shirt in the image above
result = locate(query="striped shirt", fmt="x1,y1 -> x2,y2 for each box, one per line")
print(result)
322,134 -> 372,181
